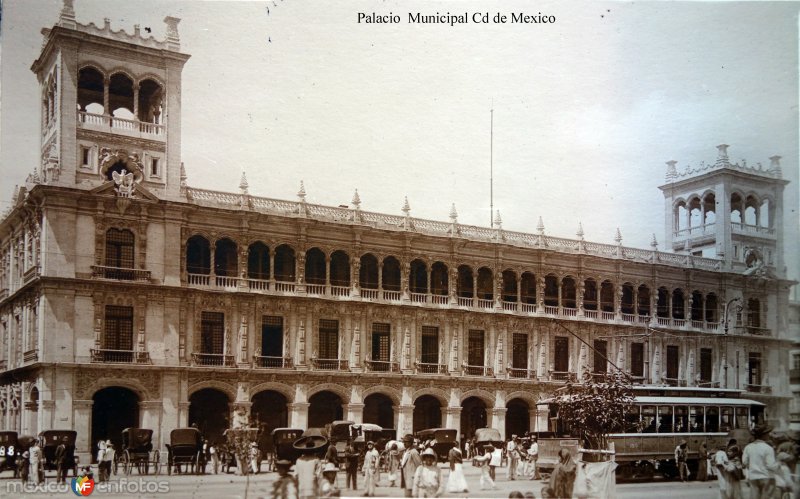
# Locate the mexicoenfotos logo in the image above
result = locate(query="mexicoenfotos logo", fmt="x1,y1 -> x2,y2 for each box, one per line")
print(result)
71,475 -> 95,496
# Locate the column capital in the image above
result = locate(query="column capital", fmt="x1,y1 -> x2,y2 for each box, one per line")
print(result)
139,400 -> 164,410
288,402 -> 310,410
74,399 -> 94,409
491,407 -> 508,416
445,406 -> 463,416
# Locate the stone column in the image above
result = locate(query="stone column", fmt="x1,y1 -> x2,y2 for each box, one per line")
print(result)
396,404 -> 414,438
102,77 -> 110,116
445,407 -> 463,441
325,255 -> 331,294
140,400 -> 164,448
178,401 -> 191,428
288,403 -> 310,429
133,83 -> 140,121
490,407 -> 508,439
39,399 -> 55,433
268,247 -> 275,283
73,399 -> 93,461
344,404 -> 364,424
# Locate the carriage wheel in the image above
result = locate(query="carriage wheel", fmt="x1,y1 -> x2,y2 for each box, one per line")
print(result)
121,450 -> 132,475
194,451 -> 202,474
167,454 -> 173,476
152,450 -> 161,476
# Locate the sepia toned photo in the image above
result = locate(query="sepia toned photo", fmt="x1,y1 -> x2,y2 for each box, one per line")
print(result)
0,1 -> 798,497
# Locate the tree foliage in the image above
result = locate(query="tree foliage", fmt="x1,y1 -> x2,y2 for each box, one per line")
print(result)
553,370 -> 635,452
225,428 -> 259,475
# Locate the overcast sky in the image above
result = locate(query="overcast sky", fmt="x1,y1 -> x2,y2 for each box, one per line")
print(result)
1,0 -> 798,288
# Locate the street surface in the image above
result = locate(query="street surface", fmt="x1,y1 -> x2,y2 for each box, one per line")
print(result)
0,463 -> 729,498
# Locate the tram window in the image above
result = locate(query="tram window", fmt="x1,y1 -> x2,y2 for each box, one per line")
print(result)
720,407 -> 733,432
690,406 -> 704,432
625,406 -> 641,433
658,406 -> 673,433
706,407 -> 719,432
675,406 -> 689,433
641,406 -> 656,433
735,408 -> 749,429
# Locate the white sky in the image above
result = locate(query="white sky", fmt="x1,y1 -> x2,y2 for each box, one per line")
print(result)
1,0 -> 799,289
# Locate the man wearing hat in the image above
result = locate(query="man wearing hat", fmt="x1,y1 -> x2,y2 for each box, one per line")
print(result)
674,440 -> 689,482
293,434 -> 327,499
412,447 -> 443,497
400,434 -> 422,497
743,423 -> 778,499
319,462 -> 341,497
363,441 -> 380,497
271,459 -> 298,499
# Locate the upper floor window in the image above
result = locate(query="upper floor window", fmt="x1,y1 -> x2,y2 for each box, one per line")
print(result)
421,326 -> 439,364
467,329 -> 484,366
319,319 -> 339,359
371,323 -> 390,362
630,342 -> 644,378
666,345 -> 679,379
200,312 -> 224,355
512,333 -> 527,369
261,315 -> 283,357
105,228 -> 134,269
554,336 -> 569,372
104,305 -> 133,351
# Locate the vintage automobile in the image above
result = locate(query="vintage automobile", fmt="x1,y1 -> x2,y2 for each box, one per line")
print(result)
474,428 -> 504,452
118,428 -> 159,475
416,428 -> 458,462
270,428 -> 304,464
327,420 -> 355,460
39,430 -> 79,478
165,428 -> 202,475
0,431 -> 18,473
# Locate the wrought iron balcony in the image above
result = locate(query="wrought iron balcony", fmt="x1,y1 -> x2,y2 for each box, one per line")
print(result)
663,377 -> 687,387
92,265 -> 151,282
463,364 -> 493,377
549,371 -> 576,382
415,362 -> 447,374
91,348 -> 151,364
365,360 -> 400,373
23,350 -> 39,362
311,358 -> 349,371
507,367 -> 536,379
191,353 -> 235,367
746,384 -> 772,394
252,355 -> 293,369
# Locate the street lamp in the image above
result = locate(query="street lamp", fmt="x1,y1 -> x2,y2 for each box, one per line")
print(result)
722,297 -> 742,334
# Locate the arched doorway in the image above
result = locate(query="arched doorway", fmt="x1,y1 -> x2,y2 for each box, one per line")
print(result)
251,391 -> 288,431
363,394 -> 394,429
413,395 -> 442,433
461,397 -> 488,442
308,391 -> 343,428
506,398 -> 530,439
189,388 -> 230,445
92,387 -> 139,458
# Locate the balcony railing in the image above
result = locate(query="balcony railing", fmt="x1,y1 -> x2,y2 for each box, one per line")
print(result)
274,281 -> 296,293
23,350 -> 38,362
91,348 -> 151,364
563,307 -> 578,317
741,326 -> 771,336
730,222 -> 775,236
520,303 -> 536,314
600,311 -> 615,321
431,294 -> 449,305
663,377 -> 687,387
549,371 -> 576,382
365,360 -> 400,373
23,266 -> 40,284
746,384 -> 772,394
311,358 -> 349,371
583,310 -> 598,319
415,362 -> 447,374
630,375 -> 646,384
361,288 -> 379,300
331,286 -> 351,297
507,367 -> 536,379
502,301 -> 517,311
247,278 -> 270,292
383,290 -> 401,301
477,298 -> 494,309
621,313 -> 635,322
253,355 -> 293,369
463,365 -> 494,376
306,284 -> 325,295
92,265 -> 151,282
192,353 -> 235,367
77,111 -> 165,138
457,297 -> 473,307
696,380 -> 721,388
543,305 -> 559,316
410,292 -> 428,304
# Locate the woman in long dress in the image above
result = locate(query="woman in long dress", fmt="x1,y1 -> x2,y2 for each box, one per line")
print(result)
446,446 -> 468,493
387,443 -> 400,487
475,446 -> 496,490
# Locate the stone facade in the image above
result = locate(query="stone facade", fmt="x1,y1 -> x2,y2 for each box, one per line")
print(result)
0,1 -> 795,463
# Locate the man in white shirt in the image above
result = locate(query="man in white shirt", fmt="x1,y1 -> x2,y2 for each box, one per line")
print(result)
489,444 -> 502,480
526,437 -> 540,480
743,424 -> 778,499
507,436 -> 518,480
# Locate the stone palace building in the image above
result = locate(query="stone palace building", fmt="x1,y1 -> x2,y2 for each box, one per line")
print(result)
0,1 -> 795,462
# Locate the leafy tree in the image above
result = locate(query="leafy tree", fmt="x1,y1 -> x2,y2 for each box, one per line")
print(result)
553,370 -> 635,454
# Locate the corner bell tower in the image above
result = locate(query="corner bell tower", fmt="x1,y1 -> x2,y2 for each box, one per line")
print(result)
658,144 -> 788,277
29,0 -> 190,201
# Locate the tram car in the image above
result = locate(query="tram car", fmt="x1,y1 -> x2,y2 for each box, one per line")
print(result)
166,428 -> 203,475
415,428 -> 458,462
535,386 -> 765,479
118,428 -> 159,475
327,420 -> 356,460
270,428 -> 303,464
0,431 -> 18,473
39,430 -> 79,477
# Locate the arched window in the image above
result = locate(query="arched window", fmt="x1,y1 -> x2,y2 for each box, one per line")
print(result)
186,235 -> 210,275
457,265 -> 474,298
744,195 -> 759,226
330,251 -> 350,287
520,272 -> 536,305
675,201 -> 688,231
730,193 -> 743,223
600,280 -> 614,312
214,238 -> 238,277
274,245 -> 296,282
247,242 -> 270,280
759,199 -> 770,228
562,277 -> 577,309
703,193 -> 716,225
359,254 -> 379,289
501,270 -> 517,302
544,275 -> 559,307
672,289 -> 685,320
656,287 -> 669,318
621,283 -> 635,315
477,267 -> 493,300
705,293 -> 718,323
430,262 -> 448,296
109,73 -> 134,119
382,256 -> 401,291
409,259 -> 427,294
137,78 -> 163,123
747,298 -> 761,329
637,285 -> 651,317
583,279 -> 598,311
305,248 -> 326,285
105,228 -> 134,269
688,197 -> 702,228
78,67 -> 104,113
691,291 -> 703,321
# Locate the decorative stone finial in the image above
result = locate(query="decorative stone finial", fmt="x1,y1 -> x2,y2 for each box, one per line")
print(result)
684,238 -> 692,254
536,216 -> 545,235
59,0 -> 76,28
769,155 -> 782,177
179,162 -> 187,187
297,181 -> 306,202
650,233 -> 658,250
352,189 -> 361,208
665,160 -> 678,181
402,197 -> 410,215
614,227 -> 622,245
494,210 -> 502,229
715,144 -> 730,167
163,16 -> 181,50
239,171 -> 249,194
449,203 -> 458,222
576,222 -> 584,240
103,18 -> 111,31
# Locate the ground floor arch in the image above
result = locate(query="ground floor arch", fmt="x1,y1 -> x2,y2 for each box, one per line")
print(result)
92,386 -> 139,458
308,391 -> 343,428
413,395 -> 442,433
363,393 -> 394,429
188,388 -> 230,445
461,396 -> 488,441
251,390 -> 289,431
506,398 -> 530,439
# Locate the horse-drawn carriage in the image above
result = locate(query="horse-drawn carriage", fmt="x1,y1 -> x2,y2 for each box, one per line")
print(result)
39,430 -> 79,478
271,428 -> 303,464
165,428 -> 202,475
416,428 -> 458,462
117,428 -> 160,475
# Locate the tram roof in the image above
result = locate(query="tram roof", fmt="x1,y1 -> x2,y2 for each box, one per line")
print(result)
633,396 -> 764,406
